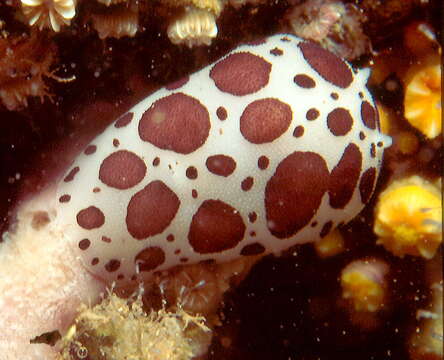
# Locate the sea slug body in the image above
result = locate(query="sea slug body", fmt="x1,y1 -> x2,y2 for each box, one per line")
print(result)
55,34 -> 391,283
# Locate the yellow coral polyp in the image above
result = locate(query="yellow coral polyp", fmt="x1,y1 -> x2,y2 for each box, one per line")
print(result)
314,229 -> 345,258
376,102 -> 392,135
341,271 -> 385,312
374,176 -> 442,259
396,131 -> 419,155
404,59 -> 441,139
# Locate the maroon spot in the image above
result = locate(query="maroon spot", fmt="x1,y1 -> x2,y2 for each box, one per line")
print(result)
152,157 -> 160,166
306,108 -> 319,120
113,139 -> 120,147
293,126 -> 304,138
167,234 -> 175,242
102,236 -> 111,243
115,112 -> 133,128
311,221 -> 318,227
359,167 -> 377,204
206,154 -> 236,177
210,52 -> 272,96
241,242 -> 266,256
105,259 -> 120,272
359,131 -> 366,140
265,152 -> 329,238
180,257 -> 189,263
331,92 -> 339,100
174,249 -> 181,255
294,74 -> 316,88
258,155 -> 269,170
140,93 -> 210,154
216,106 -> 228,120
370,143 -> 376,158
361,101 -> 378,130
241,177 -> 254,191
77,206 -> 105,230
165,75 -> 189,90
186,166 -> 198,179
188,199 -> 246,254
117,274 -> 124,280
126,181 -> 180,239
248,212 -> 257,223
299,41 -> 353,88
131,275 -> 137,281
135,246 -> 166,272
327,108 -> 353,136
320,221 -> 333,238
328,143 -> 362,209
99,150 -> 146,190
78,239 -> 90,250
84,145 -> 97,155
250,231 -> 256,237
93,187 -> 100,193
192,189 -> 198,198
240,98 -> 292,144
91,257 -> 99,266
59,194 -> 71,203
64,166 -> 79,182
270,47 -> 283,56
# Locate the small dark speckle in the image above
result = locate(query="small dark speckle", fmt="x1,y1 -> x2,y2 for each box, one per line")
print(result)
31,211 -> 50,230
270,47 -> 283,56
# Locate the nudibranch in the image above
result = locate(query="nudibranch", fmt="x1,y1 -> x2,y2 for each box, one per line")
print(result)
55,34 -> 391,283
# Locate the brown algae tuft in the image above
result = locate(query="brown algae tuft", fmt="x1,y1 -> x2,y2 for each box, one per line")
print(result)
57,291 -> 210,360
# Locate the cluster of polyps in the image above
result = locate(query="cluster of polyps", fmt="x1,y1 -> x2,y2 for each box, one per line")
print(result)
56,34 -> 391,284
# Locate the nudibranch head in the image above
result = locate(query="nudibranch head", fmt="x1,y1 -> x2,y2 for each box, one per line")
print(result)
55,34 -> 391,283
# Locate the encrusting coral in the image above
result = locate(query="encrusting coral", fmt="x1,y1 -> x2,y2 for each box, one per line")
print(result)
374,176 -> 442,259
